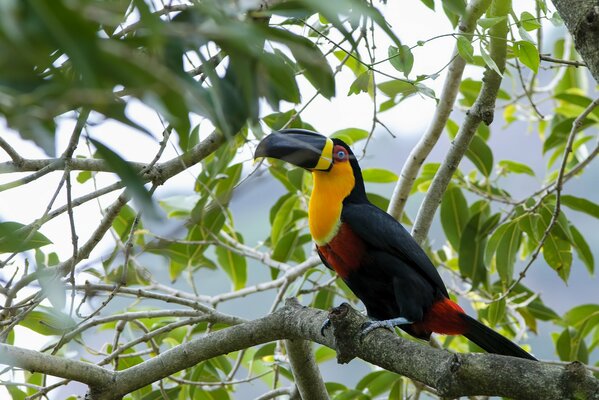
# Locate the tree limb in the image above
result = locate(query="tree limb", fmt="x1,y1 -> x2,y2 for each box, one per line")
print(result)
551,0 -> 599,83
0,343 -> 114,387
285,339 -> 328,400
387,0 -> 492,221
2,299 -> 596,400
412,0 -> 510,244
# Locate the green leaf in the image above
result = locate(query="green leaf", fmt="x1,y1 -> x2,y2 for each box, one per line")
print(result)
561,195 -> 599,219
484,222 -> 511,266
284,31 -> 335,98
563,304 -> 599,327
215,245 -> 247,291
76,170 -> 92,184
388,45 -> 414,76
270,194 -> 299,246
272,229 -> 300,262
20,307 -> 76,336
498,160 -> 535,176
361,168 -> 398,183
496,221 -> 522,284
139,387 -> 181,400
348,70 -> 372,96
331,128 -> 369,145
478,16 -> 506,30
458,211 -> 487,288
90,139 -> 156,217
440,187 -> 469,250
442,0 -> 466,16
420,0 -> 435,10
0,222 -> 52,253
514,40 -> 539,73
466,135 -> 493,177
378,80 -> 418,98
479,42 -> 502,76
7,387 -> 27,400
570,225 -> 594,274
456,36 -> 474,63
543,232 -> 572,282
37,269 -> 66,311
366,193 -> 390,211
356,370 -> 400,397
112,204 -> 138,242
520,11 -> 542,31
487,298 -> 506,327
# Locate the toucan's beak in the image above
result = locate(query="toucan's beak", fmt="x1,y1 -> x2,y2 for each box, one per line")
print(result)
254,129 -> 334,171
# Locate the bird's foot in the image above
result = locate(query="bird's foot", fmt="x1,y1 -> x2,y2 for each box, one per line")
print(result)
360,317 -> 412,339
320,318 -> 331,336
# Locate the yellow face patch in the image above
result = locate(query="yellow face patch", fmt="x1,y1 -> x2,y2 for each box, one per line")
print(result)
313,138 -> 334,170
308,160 -> 355,245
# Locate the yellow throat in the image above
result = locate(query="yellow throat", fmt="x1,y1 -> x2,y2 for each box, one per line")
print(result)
308,161 -> 355,246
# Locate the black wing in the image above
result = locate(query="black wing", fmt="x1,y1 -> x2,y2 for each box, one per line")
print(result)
341,202 -> 449,298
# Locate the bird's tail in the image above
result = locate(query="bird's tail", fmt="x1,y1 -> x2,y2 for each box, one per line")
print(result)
462,314 -> 537,361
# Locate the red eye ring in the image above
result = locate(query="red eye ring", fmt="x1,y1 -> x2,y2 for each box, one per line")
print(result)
333,145 -> 348,161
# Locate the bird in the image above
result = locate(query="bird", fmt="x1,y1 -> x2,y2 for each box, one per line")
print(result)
254,128 -> 536,361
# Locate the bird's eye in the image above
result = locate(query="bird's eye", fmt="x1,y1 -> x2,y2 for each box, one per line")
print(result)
333,145 -> 348,162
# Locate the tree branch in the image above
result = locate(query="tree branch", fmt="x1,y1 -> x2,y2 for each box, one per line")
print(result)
3,299 -> 595,400
551,0 -> 599,83
412,0 -> 510,244
0,343 -> 114,387
285,339 -> 328,400
387,0 -> 492,221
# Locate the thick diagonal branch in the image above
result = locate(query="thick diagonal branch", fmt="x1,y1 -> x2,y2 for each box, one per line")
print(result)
387,0 -> 492,221
412,0 -> 510,244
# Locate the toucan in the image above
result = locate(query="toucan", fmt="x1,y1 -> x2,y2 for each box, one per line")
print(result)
255,128 -> 536,361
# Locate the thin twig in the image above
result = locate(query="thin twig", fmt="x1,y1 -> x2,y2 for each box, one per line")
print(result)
498,97 -> 599,298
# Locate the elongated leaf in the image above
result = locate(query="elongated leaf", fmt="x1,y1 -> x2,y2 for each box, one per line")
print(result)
480,42 -> 502,76
563,304 -> 599,327
543,231 -> 572,282
487,298 -> 506,327
498,160 -> 535,176
478,16 -> 506,30
0,222 -> 52,253
272,229 -> 300,262
458,211 -> 487,288
440,187 -> 469,250
37,269 -> 66,311
561,195 -> 599,219
456,36 -> 474,63
216,245 -> 247,290
484,222 -> 511,266
362,168 -> 398,183
331,128 -> 369,145
271,194 -> 299,246
570,225 -> 594,274
91,139 -> 156,217
466,135 -> 493,177
496,222 -> 522,284
20,307 -> 76,336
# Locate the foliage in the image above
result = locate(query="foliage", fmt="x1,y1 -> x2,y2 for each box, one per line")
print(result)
0,0 -> 598,399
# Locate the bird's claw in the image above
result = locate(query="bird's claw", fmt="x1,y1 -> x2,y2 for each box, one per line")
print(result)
320,318 -> 331,336
359,317 -> 412,340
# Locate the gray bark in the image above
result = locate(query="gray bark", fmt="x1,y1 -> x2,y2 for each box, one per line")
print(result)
552,0 -> 599,83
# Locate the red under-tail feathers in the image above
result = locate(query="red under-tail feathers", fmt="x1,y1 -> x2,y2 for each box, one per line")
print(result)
413,298 -> 537,360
